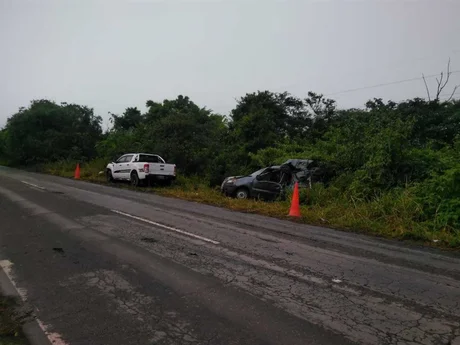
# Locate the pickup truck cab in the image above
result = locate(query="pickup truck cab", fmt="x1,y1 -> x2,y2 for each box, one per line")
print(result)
106,153 -> 176,186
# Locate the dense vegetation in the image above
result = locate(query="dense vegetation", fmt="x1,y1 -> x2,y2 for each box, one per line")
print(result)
1,89 -> 459,246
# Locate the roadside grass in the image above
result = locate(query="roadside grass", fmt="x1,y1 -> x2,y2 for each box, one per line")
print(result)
42,158 -> 108,179
40,162 -> 460,249
0,295 -> 30,345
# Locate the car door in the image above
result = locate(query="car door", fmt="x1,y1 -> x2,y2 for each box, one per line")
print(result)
251,169 -> 283,200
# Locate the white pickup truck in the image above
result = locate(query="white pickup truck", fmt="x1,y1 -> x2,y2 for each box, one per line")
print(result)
106,153 -> 176,186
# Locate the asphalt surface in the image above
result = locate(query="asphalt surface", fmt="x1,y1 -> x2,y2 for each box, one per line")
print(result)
0,167 -> 459,345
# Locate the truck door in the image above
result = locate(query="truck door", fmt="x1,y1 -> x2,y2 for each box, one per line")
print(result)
112,155 -> 127,179
113,155 -> 133,180
121,155 -> 134,179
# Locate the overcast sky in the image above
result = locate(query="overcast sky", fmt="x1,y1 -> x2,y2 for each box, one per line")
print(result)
1,0 -> 459,130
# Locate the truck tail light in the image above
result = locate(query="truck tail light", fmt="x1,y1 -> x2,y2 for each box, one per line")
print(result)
144,164 -> 149,173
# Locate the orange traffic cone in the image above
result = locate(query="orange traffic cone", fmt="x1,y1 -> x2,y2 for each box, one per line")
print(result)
74,163 -> 80,179
288,182 -> 301,217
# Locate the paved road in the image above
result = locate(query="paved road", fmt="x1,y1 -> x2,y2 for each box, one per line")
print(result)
0,167 -> 459,345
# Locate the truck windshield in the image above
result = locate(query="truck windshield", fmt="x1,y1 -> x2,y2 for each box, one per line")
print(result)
139,155 -> 164,163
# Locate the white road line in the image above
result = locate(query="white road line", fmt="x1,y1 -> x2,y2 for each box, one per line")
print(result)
111,209 -> 220,245
0,260 -> 68,345
0,260 -> 28,301
21,180 -> 46,190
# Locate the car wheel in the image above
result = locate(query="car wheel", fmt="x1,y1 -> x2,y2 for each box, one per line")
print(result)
235,188 -> 249,199
130,171 -> 140,187
106,169 -> 114,183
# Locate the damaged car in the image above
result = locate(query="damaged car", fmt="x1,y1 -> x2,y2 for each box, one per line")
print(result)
221,159 -> 325,200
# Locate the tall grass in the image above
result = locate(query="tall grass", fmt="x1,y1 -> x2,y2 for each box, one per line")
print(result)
42,158 -> 107,180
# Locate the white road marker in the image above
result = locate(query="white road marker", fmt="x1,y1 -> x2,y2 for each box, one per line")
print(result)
36,319 -> 68,345
21,180 -> 45,190
0,260 -> 28,301
0,260 -> 68,345
332,278 -> 342,283
111,209 -> 220,245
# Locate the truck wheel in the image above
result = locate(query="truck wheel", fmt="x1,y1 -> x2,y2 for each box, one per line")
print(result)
130,171 -> 140,187
106,169 -> 114,183
235,188 -> 249,199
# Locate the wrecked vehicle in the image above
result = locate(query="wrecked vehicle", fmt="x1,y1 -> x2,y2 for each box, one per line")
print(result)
221,159 -> 325,200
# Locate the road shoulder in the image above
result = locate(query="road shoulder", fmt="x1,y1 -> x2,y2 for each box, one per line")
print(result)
0,263 -> 49,345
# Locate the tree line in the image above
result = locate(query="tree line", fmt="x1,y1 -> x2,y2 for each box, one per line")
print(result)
0,90 -> 459,231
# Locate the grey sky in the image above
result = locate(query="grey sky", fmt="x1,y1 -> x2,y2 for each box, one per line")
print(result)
1,0 -> 459,130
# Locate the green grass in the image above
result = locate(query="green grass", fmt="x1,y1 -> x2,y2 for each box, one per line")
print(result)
41,161 -> 460,250
0,296 -> 30,345
42,158 -> 108,179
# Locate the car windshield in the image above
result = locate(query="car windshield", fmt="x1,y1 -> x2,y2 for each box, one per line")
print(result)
250,168 -> 267,177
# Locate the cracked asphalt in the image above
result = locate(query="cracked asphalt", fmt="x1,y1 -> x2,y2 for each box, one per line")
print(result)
0,167 -> 459,345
